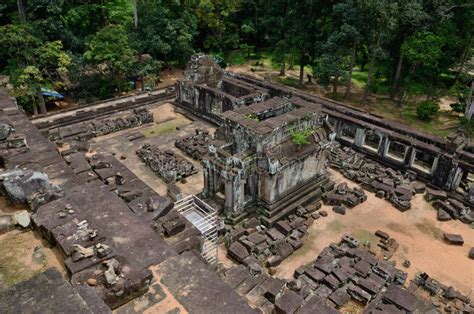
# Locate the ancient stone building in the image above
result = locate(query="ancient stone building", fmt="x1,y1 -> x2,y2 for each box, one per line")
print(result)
175,54 -> 269,123
201,96 -> 335,225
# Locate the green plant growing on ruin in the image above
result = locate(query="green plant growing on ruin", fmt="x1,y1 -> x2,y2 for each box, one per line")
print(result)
290,127 -> 313,148
244,113 -> 259,122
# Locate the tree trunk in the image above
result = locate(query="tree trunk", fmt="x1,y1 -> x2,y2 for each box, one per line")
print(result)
454,33 -> 472,85
344,41 -> 357,99
363,37 -> 379,103
279,57 -> 286,76
31,96 -> 38,116
289,51 -> 295,70
17,0 -> 26,23
37,90 -> 47,115
298,50 -> 305,87
390,54 -> 404,100
333,77 -> 339,98
131,0 -> 138,28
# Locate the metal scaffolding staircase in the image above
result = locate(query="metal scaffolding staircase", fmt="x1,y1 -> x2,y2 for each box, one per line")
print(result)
175,195 -> 219,266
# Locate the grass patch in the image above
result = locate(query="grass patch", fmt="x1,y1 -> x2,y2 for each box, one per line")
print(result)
401,105 -> 455,137
351,70 -> 368,88
414,218 -> 444,241
327,220 -> 345,233
352,229 -> 378,244
292,232 -> 318,258
386,222 -> 410,236
275,76 -> 299,87
0,232 -> 45,286
141,116 -> 191,138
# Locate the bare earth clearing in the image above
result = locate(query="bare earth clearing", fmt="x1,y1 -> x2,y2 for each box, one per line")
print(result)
276,169 -> 474,296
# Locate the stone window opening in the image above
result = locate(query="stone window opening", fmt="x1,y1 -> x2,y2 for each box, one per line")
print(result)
386,141 -> 407,162
411,150 -> 435,174
467,171 -> 474,183
362,131 -> 381,152
340,124 -> 357,142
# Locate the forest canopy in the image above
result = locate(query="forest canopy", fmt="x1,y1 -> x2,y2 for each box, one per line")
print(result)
0,0 -> 472,120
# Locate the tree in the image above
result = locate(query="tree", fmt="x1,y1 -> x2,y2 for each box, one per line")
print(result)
361,0 -> 397,103
84,24 -> 136,90
196,0 -> 242,52
398,30 -> 443,101
129,0 -> 197,65
312,33 -> 350,98
1,24 -> 70,114
332,1 -> 367,98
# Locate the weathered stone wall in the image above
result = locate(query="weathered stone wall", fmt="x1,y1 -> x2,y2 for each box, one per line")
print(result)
230,73 -> 474,193
259,152 -> 326,205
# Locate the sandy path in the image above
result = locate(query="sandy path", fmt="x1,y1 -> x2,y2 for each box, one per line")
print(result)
276,169 -> 474,296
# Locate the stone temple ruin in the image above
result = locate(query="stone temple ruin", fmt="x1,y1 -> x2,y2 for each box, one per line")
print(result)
0,54 -> 473,313
202,96 -> 334,226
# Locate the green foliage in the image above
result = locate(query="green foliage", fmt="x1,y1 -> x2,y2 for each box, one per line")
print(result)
401,31 -> 443,69
449,82 -> 470,113
291,128 -> 314,148
416,100 -> 440,121
244,113 -> 259,122
0,0 -> 472,124
84,25 -> 136,74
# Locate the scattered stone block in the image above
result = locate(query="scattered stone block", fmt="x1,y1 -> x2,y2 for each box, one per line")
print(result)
437,209 -> 452,221
267,255 -> 282,267
319,210 -> 328,217
276,241 -> 294,259
332,205 -> 346,215
375,230 -> 390,240
228,242 -> 250,263
162,217 -> 186,237
274,290 -> 304,314
329,288 -> 350,308
443,233 -> 464,246
275,220 -> 292,236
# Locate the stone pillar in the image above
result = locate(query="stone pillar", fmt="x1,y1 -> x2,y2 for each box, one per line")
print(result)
354,128 -> 365,147
465,80 -> 473,121
224,179 -> 234,211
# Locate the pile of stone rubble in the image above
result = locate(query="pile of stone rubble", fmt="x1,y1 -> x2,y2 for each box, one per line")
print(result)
0,169 -> 61,210
323,182 -> 367,215
424,187 -> 473,224
412,271 -> 472,312
136,143 -> 197,182
221,233 -> 463,313
329,145 -> 426,211
175,128 -> 210,160
226,202 -> 327,270
49,108 -> 153,142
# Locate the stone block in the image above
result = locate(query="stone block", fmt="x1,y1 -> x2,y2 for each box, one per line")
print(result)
228,241 -> 250,263
274,290 -> 304,314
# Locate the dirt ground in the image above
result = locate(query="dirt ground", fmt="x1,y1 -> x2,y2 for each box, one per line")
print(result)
275,169 -> 474,296
0,228 -> 66,287
90,102 -> 215,198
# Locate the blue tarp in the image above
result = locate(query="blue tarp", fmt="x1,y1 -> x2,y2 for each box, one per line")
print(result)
41,88 -> 64,99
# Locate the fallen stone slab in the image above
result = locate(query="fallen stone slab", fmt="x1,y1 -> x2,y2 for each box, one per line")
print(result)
228,241 -> 250,263
0,268 -> 105,314
375,230 -> 390,240
443,233 -> 464,246
332,205 -> 346,215
155,252 -> 255,313
297,295 -> 338,313
425,187 -> 447,202
437,209 -> 452,221
275,290 -> 304,314
276,240 -> 294,259
329,288 -> 350,308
